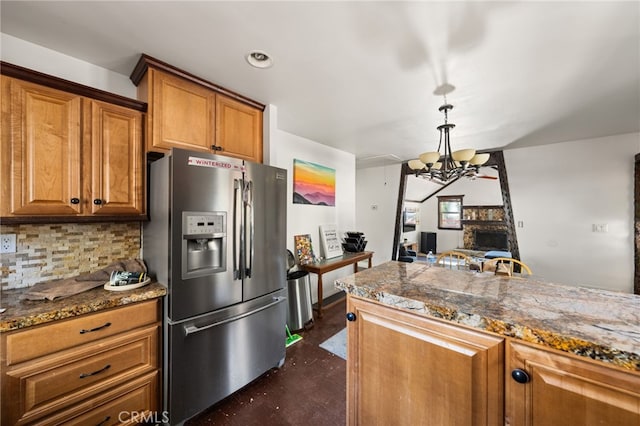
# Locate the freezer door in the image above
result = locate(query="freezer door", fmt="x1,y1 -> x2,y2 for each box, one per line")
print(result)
166,292 -> 286,425
170,148 -> 245,320
242,162 -> 287,301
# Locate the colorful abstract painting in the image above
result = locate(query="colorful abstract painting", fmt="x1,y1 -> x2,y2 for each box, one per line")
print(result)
293,159 -> 336,206
294,234 -> 315,265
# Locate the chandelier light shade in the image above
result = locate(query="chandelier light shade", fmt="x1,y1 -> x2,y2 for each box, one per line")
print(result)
407,159 -> 425,170
408,101 -> 490,182
418,152 -> 440,166
451,149 -> 476,163
469,153 -> 490,166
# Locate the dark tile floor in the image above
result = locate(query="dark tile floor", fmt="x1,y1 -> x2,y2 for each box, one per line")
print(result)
185,295 -> 347,426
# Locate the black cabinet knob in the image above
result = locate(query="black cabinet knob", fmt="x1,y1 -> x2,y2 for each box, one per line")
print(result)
511,369 -> 530,384
93,199 -> 103,205
211,145 -> 223,152
70,198 -> 80,204
346,312 -> 357,322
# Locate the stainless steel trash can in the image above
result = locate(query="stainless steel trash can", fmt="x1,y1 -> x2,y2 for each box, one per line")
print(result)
286,270 -> 313,331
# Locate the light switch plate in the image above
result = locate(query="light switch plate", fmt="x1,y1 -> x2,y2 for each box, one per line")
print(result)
592,224 -> 608,233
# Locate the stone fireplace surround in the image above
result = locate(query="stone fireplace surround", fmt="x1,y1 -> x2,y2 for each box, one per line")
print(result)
463,223 -> 510,252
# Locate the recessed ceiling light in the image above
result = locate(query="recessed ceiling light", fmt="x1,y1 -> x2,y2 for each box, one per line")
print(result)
246,50 -> 273,69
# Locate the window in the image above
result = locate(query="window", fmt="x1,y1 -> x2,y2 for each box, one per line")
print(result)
438,195 -> 463,230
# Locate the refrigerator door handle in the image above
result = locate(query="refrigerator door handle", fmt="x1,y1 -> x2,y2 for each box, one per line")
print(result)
183,296 -> 286,336
246,180 -> 254,278
233,179 -> 242,280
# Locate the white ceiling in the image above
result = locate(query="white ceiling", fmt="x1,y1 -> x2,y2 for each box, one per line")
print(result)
2,1 -> 638,167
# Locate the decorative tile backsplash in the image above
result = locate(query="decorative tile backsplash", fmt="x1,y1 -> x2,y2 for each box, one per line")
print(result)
0,223 -> 141,290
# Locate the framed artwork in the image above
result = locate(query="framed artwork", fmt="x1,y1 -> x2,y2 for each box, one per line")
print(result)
403,207 -> 418,232
438,195 -> 464,230
319,224 -> 343,259
294,234 -> 316,265
292,159 -> 336,206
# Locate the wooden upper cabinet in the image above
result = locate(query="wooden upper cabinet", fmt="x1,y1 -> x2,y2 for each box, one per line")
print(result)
0,69 -> 146,221
506,340 -> 640,426
131,54 -> 264,163
146,68 -> 215,153
346,295 -> 504,426
2,77 -> 82,216
87,100 -> 144,215
215,94 -> 263,163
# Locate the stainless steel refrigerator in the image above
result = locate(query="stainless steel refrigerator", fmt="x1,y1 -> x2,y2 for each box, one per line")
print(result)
143,148 -> 287,425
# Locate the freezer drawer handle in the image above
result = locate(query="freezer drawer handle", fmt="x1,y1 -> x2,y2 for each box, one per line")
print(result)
183,297 -> 286,336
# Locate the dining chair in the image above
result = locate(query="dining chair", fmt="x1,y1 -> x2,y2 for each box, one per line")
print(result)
397,243 -> 417,263
435,251 -> 473,270
482,257 -> 532,276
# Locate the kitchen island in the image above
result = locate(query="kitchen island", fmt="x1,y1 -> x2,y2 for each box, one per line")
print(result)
336,261 -> 639,426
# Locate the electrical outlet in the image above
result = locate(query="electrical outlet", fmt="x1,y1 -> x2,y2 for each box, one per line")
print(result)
0,234 -> 16,253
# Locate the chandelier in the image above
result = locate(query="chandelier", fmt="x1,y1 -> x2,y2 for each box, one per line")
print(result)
408,101 -> 489,183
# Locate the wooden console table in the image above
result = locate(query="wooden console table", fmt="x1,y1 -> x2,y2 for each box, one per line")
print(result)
300,251 -> 373,318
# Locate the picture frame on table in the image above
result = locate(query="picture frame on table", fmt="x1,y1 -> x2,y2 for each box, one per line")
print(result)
319,224 -> 343,259
294,234 -> 316,265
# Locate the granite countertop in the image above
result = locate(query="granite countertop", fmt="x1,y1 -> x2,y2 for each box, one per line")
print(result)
335,261 -> 640,372
0,282 -> 167,332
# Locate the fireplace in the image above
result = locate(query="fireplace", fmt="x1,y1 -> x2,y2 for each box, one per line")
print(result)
474,230 -> 508,251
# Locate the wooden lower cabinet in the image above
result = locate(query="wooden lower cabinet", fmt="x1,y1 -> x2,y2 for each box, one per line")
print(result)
346,295 -> 640,426
506,340 -> 640,426
346,296 -> 504,426
1,300 -> 161,425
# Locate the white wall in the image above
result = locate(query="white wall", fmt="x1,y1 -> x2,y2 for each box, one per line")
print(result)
356,164 -> 402,263
267,106 -> 357,303
1,33 -> 136,98
506,133 -> 638,293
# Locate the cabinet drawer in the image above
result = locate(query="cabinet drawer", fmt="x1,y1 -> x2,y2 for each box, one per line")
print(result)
7,325 -> 158,425
5,300 -> 159,365
33,370 -> 159,426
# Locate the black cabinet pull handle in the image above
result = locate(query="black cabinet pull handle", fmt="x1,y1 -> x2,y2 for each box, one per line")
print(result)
79,364 -> 111,379
70,198 -> 80,204
93,198 -> 103,205
511,368 -> 530,384
79,322 -> 111,334
211,145 -> 223,152
96,416 -> 110,426
346,312 -> 357,322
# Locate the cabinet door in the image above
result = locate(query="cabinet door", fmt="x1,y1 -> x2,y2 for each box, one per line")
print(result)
506,340 -> 640,426
88,100 -> 144,215
215,94 -> 263,163
2,77 -> 82,216
149,69 -> 215,153
346,296 -> 504,426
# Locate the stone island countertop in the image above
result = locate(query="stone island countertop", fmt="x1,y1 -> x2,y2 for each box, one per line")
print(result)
0,282 -> 166,332
335,261 -> 640,372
